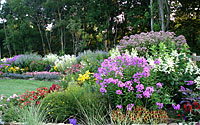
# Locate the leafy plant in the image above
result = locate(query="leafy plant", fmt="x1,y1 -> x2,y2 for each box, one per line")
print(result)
117,31 -> 188,57
94,54 -> 172,110
77,50 -> 108,72
14,54 -> 42,69
30,59 -> 50,72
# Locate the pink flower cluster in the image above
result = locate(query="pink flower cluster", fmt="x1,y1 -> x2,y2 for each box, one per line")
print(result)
26,71 -> 60,76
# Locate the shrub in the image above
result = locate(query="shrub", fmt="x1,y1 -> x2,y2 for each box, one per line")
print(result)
42,85 -> 107,123
1,73 -> 32,79
30,59 -> 50,72
77,50 -> 108,72
43,53 -> 59,66
55,54 -> 77,73
117,31 -> 188,56
0,94 -> 20,122
94,54 -> 171,110
34,74 -> 59,80
14,54 -> 42,69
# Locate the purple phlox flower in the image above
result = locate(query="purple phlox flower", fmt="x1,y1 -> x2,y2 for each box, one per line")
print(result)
154,58 -> 160,65
133,72 -> 143,79
185,81 -> 194,86
136,84 -> 144,92
100,87 -> 107,93
128,86 -> 134,92
156,82 -> 163,88
142,67 -> 150,77
172,104 -> 180,110
179,86 -> 185,91
156,102 -> 163,109
143,90 -> 151,98
125,81 -> 132,88
69,118 -> 77,125
116,105 -> 122,109
118,81 -> 125,88
116,90 -> 123,95
136,94 -> 142,98
146,86 -> 154,93
127,104 -> 134,111
133,78 -> 140,84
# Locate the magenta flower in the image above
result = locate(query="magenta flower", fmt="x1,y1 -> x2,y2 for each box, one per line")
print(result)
143,91 -> 151,98
127,104 -> 134,111
156,102 -> 163,109
136,84 -> 144,92
156,82 -> 163,88
185,81 -> 194,86
179,86 -> 185,91
154,58 -> 160,65
172,104 -> 180,110
116,105 -> 122,109
100,87 -> 107,93
116,90 -> 123,95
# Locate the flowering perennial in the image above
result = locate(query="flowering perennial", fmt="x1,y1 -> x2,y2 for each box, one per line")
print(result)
94,54 -> 165,109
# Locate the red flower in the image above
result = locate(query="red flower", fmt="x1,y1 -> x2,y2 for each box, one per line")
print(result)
21,99 -> 25,101
184,104 -> 187,112
177,114 -> 180,117
30,98 -> 33,101
33,96 -> 37,99
42,87 -> 48,90
27,101 -> 30,104
37,101 -> 39,105
31,91 -> 35,95
189,105 -> 193,112
196,105 -> 200,110
41,93 -> 44,96
193,101 -> 198,106
24,102 -> 26,105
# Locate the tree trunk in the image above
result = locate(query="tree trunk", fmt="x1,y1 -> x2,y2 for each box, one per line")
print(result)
37,23 -> 46,55
165,0 -> 170,31
150,0 -> 154,31
158,0 -> 165,31
58,9 -> 64,54
45,31 -> 52,53
2,19 -> 12,57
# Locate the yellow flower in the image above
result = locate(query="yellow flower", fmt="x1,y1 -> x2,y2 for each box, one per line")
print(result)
54,66 -> 57,71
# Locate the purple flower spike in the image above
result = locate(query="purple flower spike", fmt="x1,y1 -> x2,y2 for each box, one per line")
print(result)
69,118 -> 77,125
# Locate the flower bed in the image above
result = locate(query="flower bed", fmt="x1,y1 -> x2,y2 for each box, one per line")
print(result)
0,32 -> 199,124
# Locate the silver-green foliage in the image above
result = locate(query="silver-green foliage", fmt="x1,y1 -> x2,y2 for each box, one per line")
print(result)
14,54 -> 42,68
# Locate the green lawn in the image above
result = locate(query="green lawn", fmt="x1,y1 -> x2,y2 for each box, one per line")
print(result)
0,79 -> 56,97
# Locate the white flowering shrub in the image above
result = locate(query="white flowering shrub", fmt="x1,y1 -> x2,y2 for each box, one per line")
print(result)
43,53 -> 59,65
55,55 -> 77,73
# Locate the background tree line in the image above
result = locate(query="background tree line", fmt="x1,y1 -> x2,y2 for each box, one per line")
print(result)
0,0 -> 199,58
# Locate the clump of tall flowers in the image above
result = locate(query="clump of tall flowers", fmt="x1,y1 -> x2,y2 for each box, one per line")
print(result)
94,54 -> 171,110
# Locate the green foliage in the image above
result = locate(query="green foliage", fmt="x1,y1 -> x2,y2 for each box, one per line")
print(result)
14,54 -> 42,69
77,50 -> 108,72
30,59 -> 50,72
17,102 -> 49,125
42,85 -> 107,123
